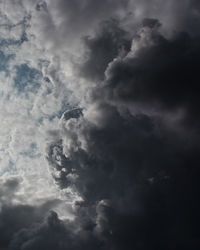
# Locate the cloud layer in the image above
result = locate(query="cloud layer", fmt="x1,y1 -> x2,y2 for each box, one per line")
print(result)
0,0 -> 200,249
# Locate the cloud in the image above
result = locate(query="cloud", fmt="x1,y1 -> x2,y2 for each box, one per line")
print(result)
46,13 -> 200,250
0,0 -> 200,249
104,21 -> 200,115
0,201 -> 62,250
78,19 -> 131,81
46,99 -> 200,249
0,0 -> 75,210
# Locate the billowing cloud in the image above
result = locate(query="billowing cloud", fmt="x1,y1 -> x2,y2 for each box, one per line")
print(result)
104,21 -> 200,113
0,0 -> 200,249
46,15 -> 200,250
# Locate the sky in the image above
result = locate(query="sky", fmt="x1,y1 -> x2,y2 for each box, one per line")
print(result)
0,0 -> 200,249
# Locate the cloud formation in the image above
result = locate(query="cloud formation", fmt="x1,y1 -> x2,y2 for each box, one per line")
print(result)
0,0 -> 200,249
46,8 -> 200,250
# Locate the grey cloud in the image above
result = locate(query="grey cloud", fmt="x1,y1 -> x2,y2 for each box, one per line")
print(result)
34,0 -> 200,53
23,0 -> 130,54
46,102 -> 200,249
48,0 -> 129,39
79,15 -> 200,128
7,205 -> 106,250
45,5 -> 200,248
0,200 -> 61,250
127,0 -> 200,36
103,21 -> 200,128
0,177 -> 21,205
9,211 -> 67,250
79,19 -> 131,81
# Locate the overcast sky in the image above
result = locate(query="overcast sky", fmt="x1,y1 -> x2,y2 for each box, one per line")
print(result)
0,0 -> 200,249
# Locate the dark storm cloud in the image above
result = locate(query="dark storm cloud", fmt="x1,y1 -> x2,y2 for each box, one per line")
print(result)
104,22 -> 200,113
46,101 -> 200,249
79,16 -> 200,125
45,5 -> 200,248
0,200 -> 61,250
9,211 -> 71,250
0,200 -> 109,250
9,208 -> 106,250
79,19 -> 131,81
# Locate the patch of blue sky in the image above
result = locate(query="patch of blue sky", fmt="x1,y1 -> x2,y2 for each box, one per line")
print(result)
0,50 -> 15,75
0,31 -> 29,76
0,32 -> 28,48
14,14 -> 30,44
0,9 -> 30,28
13,63 -> 42,93
0,17 -> 29,75
0,11 -> 30,43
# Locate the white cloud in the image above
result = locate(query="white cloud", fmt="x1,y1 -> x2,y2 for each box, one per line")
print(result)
0,1 -> 78,217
